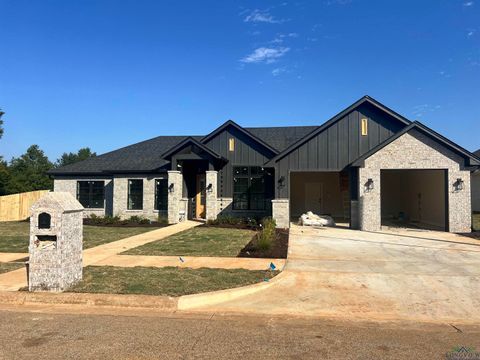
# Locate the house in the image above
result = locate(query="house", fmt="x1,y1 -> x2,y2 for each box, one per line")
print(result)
49,96 -> 480,233
472,149 -> 480,212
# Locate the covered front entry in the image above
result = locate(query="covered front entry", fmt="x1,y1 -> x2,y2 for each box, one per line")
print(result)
179,159 -> 208,220
290,171 -> 350,225
381,169 -> 448,231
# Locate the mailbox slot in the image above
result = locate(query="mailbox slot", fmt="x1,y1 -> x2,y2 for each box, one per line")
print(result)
35,235 -> 57,249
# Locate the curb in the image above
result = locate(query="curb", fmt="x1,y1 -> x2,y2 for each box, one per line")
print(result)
177,270 -> 287,310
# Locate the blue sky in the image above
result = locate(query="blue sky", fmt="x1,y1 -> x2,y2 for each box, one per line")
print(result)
0,0 -> 479,161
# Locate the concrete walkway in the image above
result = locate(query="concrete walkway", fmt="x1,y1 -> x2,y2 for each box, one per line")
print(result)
184,225 -> 480,324
0,253 -> 28,262
94,254 -> 286,270
0,220 -> 201,291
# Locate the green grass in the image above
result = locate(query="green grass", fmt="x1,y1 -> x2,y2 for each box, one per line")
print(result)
0,262 -> 24,274
69,265 -> 278,296
473,213 -> 480,232
0,221 -> 156,253
123,227 -> 255,257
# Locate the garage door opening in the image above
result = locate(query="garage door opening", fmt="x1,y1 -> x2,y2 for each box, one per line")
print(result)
381,169 -> 447,231
290,171 -> 350,226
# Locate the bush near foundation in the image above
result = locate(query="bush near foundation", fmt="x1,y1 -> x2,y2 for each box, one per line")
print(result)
256,217 -> 276,250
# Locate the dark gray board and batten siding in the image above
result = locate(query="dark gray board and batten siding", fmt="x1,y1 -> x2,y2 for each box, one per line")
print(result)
204,125 -> 276,198
275,103 -> 407,198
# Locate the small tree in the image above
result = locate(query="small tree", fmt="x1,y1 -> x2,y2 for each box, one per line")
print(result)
0,159 -> 10,196
56,147 -> 96,167
7,145 -> 53,193
0,109 -> 4,140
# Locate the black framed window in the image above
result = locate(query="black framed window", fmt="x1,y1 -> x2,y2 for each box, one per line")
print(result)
77,181 -> 105,208
154,178 -> 168,211
128,179 -> 143,210
233,166 -> 270,210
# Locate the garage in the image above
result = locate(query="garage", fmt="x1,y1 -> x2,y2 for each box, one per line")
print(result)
290,171 -> 350,224
381,169 -> 447,231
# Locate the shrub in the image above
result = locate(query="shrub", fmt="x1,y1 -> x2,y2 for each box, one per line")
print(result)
256,217 -> 276,250
128,215 -> 150,225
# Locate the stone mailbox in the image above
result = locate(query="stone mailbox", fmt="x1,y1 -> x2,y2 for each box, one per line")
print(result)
29,192 -> 84,292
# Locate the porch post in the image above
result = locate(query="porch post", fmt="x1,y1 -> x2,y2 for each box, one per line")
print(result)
167,170 -> 183,224
205,170 -> 218,221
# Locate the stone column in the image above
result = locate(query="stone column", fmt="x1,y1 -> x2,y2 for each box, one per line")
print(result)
167,171 -> 183,224
205,171 -> 218,221
272,199 -> 290,228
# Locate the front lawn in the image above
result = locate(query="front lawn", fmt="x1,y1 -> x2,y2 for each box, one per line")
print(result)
0,262 -> 24,274
69,265 -> 278,296
123,227 -> 255,257
0,221 -> 157,252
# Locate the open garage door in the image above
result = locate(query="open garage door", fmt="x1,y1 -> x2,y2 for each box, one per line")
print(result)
381,169 -> 448,231
290,171 -> 350,225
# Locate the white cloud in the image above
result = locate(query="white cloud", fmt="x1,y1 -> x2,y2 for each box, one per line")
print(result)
463,1 -> 474,6
272,67 -> 286,76
244,9 -> 283,23
467,29 -> 475,36
241,47 -> 290,64
412,104 -> 441,118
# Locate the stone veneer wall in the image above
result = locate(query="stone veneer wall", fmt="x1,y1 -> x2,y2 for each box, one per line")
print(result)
205,171 -> 218,221
29,193 -> 83,292
54,176 -> 113,217
167,171 -> 183,224
272,199 -> 290,228
358,130 -> 471,233
112,174 -> 167,220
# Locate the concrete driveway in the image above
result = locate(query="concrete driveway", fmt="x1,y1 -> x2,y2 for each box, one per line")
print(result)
190,225 -> 480,323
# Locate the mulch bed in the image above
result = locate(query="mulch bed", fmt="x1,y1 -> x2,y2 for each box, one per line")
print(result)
460,231 -> 480,240
238,229 -> 289,259
83,220 -> 168,228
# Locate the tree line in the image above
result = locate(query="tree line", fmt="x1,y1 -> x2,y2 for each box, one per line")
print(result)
0,110 -> 96,196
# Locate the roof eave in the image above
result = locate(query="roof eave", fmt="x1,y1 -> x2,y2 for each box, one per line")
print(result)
201,120 -> 279,155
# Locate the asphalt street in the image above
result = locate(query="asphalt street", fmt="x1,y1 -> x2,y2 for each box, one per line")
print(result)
0,305 -> 478,359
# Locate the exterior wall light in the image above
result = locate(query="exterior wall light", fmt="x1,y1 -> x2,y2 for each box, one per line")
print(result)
278,176 -> 286,188
454,178 -> 464,191
365,178 -> 374,192
206,183 -> 213,193
168,183 -> 175,193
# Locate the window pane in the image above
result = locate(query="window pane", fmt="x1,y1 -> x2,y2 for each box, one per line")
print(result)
233,166 -> 249,176
233,177 -> 249,193
155,179 -> 168,211
250,177 -> 265,193
91,181 -> 105,208
128,179 -> 143,210
250,193 -> 265,210
77,181 -> 90,208
233,193 -> 248,210
77,181 -> 104,209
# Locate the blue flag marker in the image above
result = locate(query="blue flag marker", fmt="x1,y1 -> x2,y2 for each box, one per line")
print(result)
179,256 -> 185,263
269,262 -> 276,271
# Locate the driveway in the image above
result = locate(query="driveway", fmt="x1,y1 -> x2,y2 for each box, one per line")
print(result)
189,225 -> 480,323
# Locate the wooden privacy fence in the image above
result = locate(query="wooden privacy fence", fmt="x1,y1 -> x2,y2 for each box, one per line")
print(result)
0,190 -> 49,221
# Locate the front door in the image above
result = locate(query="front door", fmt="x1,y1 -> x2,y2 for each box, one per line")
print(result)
196,174 -> 206,219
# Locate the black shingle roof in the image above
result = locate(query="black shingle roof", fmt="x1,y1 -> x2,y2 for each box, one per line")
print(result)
475,149 -> 480,157
48,135 -> 203,175
48,125 -> 319,175
245,126 -> 318,152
